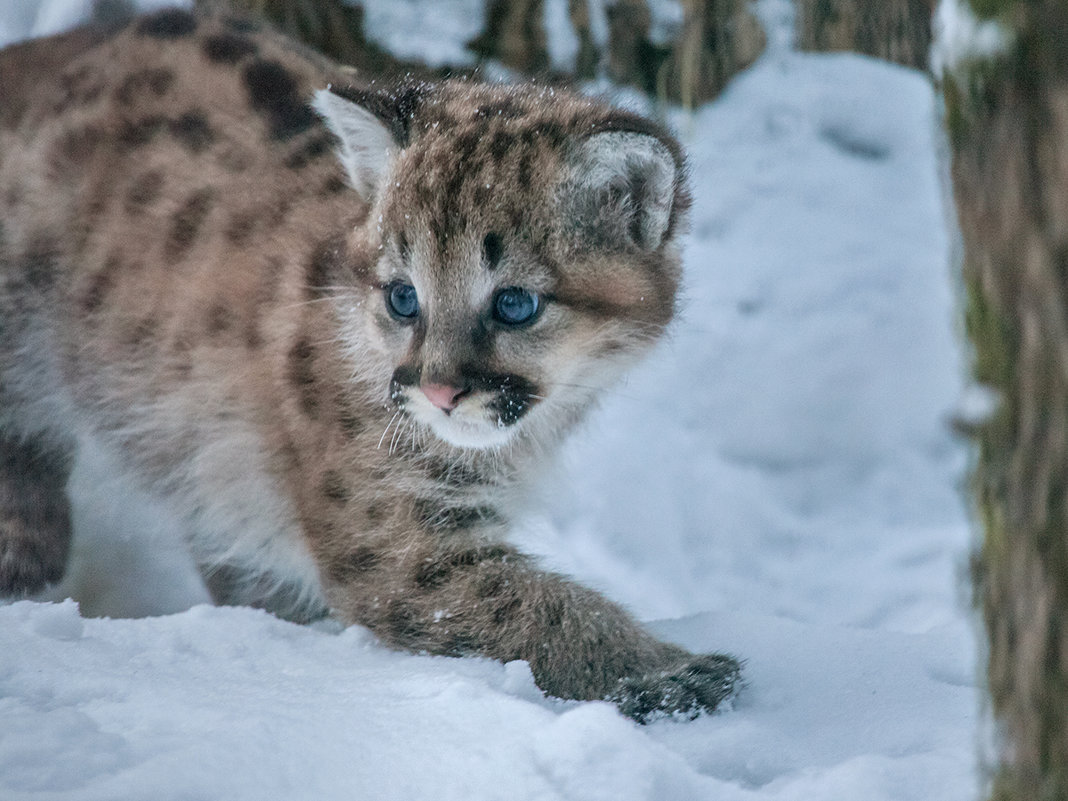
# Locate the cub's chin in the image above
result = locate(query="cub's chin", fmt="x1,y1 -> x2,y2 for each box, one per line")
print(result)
404,393 -> 524,450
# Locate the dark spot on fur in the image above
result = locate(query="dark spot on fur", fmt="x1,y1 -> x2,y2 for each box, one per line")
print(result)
492,595 -> 523,623
413,500 -> 501,533
205,303 -> 233,336
321,470 -> 349,504
171,111 -> 215,153
522,121 -> 566,149
4,184 -> 24,208
288,337 -> 318,416
203,32 -> 259,63
165,189 -> 215,263
441,633 -> 480,657
137,8 -> 197,38
489,130 -> 514,162
217,146 -> 253,173
431,459 -> 485,489
117,115 -> 166,149
476,100 -> 525,120
115,68 -> 174,105
443,133 -> 481,204
385,600 -> 427,640
243,60 -> 316,140
224,15 -> 261,33
414,544 -> 511,589
125,170 -> 164,214
22,238 -> 59,292
244,324 -> 262,350
541,597 -> 565,629
476,570 -> 505,599
366,503 -> 385,523
53,126 -> 102,166
269,196 -> 294,228
285,134 -> 331,170
327,546 -> 381,583
517,152 -> 532,189
336,394 -> 365,438
81,256 -> 120,314
226,210 -> 258,246
320,175 -> 346,196
123,316 -> 159,348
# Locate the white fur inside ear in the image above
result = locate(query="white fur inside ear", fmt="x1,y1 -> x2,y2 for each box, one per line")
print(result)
566,131 -> 676,250
312,89 -> 397,202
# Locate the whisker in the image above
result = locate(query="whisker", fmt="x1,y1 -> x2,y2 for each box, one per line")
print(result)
377,410 -> 400,450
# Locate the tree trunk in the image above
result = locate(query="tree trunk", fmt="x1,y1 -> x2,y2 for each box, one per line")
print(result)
465,0 -> 766,104
797,0 -> 936,69
942,2 -> 1068,798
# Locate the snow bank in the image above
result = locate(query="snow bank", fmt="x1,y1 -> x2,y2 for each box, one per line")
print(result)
0,2 -> 979,800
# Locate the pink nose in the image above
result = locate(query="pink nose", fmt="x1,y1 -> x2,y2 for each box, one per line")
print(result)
421,383 -> 468,412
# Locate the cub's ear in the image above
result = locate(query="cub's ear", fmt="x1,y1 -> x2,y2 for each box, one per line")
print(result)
561,130 -> 680,252
312,87 -> 401,203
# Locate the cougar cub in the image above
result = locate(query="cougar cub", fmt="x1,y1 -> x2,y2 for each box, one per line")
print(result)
0,8 -> 740,721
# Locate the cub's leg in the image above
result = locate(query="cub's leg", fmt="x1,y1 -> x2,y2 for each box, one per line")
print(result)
320,533 -> 742,723
0,434 -> 73,597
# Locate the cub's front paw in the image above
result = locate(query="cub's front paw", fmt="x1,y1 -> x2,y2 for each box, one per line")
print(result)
610,653 -> 742,723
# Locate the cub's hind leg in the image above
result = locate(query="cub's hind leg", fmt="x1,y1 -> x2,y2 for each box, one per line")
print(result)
0,433 -> 73,597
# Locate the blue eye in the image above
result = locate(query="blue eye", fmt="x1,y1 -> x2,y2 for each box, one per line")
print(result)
494,287 -> 539,326
387,282 -> 419,319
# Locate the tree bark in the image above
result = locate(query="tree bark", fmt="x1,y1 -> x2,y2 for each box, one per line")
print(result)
797,0 -> 936,69
942,2 -> 1068,798
467,0 -> 766,104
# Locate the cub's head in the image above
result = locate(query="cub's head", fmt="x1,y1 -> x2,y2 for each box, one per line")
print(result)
313,81 -> 689,450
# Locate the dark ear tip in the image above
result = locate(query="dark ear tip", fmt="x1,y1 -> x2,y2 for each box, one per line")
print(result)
325,81 -> 432,148
584,111 -> 687,174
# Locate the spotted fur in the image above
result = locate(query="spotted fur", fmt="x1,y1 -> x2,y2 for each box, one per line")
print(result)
0,8 -> 739,722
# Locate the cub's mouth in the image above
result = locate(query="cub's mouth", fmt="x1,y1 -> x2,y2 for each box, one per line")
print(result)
388,369 -> 542,449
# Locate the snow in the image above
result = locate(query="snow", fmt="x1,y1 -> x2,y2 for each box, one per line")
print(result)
544,0 -> 579,72
357,0 -> 485,69
930,0 -> 1011,76
0,2 -> 980,800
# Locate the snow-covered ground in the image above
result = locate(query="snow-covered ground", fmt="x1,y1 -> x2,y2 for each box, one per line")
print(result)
0,2 -> 980,799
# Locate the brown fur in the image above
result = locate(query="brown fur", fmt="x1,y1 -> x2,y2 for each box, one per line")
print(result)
0,8 -> 739,722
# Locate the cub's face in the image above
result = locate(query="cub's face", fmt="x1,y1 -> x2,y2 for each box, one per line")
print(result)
315,83 -> 687,450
